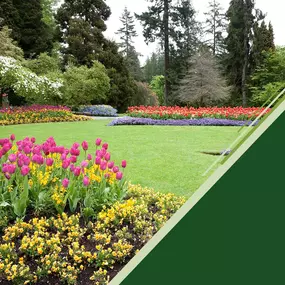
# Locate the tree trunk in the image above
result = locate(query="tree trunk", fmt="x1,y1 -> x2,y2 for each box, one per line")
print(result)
163,0 -> 170,106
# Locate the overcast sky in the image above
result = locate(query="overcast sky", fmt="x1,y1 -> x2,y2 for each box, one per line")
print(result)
103,0 -> 284,64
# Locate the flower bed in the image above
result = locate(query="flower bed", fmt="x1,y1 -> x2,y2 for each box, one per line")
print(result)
108,116 -> 258,127
0,185 -> 185,285
0,135 -> 186,284
0,105 -> 89,125
76,105 -> 118,117
127,106 -> 270,121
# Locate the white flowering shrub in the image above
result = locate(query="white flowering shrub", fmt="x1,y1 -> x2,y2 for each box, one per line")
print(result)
0,56 -> 63,104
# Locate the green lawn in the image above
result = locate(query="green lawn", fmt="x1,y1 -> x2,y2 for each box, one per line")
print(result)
0,120 -> 240,197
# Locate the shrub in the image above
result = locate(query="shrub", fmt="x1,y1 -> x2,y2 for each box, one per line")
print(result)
62,61 -> 110,107
77,105 -> 118,117
131,81 -> 159,107
0,105 -> 89,126
150,75 -> 165,105
0,56 -> 63,105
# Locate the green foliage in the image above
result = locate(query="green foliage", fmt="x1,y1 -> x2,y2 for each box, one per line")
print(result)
250,47 -> 285,105
0,0 -> 53,58
131,81 -> 159,106
143,52 -> 164,83
23,52 -> 61,76
98,40 -> 138,112
0,26 -> 24,61
203,0 -> 227,56
150,75 -> 165,105
62,61 -> 110,107
55,0 -> 111,67
0,56 -> 63,105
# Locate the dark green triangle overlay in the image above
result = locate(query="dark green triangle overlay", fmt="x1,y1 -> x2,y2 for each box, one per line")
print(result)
118,110 -> 285,285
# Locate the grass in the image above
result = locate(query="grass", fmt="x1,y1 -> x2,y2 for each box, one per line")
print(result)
0,119 -> 240,197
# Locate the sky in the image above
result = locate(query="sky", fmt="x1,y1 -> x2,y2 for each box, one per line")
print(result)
103,0 -> 284,64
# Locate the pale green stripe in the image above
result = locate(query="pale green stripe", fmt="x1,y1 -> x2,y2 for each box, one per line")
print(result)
109,100 -> 285,285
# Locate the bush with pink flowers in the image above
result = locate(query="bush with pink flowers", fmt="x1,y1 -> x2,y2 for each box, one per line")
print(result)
0,134 -> 128,223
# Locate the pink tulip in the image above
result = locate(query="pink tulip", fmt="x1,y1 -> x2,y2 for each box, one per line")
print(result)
95,138 -> 102,146
62,159 -> 70,169
83,176 -> 90,186
82,141 -> 88,151
104,153 -> 111,161
7,164 -> 16,174
61,153 -> 67,161
70,164 -> 75,172
4,173 -> 11,180
73,167 -> 81,177
46,158 -> 54,166
23,145 -> 31,155
81,160 -> 88,168
72,143 -> 80,149
10,134 -> 15,141
122,160 -> 127,168
23,156 -> 30,166
8,154 -> 17,163
62,178 -> 69,188
87,154 -> 92,161
116,171 -> 123,180
70,148 -> 80,156
70,156 -> 77,163
100,161 -> 107,171
31,137 -> 36,143
113,166 -> 119,173
21,166 -> 30,176
108,161 -> 114,169
102,143 -> 108,150
17,159 -> 24,168
95,157 -> 101,165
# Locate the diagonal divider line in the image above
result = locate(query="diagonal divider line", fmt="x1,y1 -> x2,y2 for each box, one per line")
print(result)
109,100 -> 285,285
202,88 -> 285,177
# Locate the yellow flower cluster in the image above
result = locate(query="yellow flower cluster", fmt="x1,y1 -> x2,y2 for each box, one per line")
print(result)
0,184 -> 186,284
0,109 -> 90,126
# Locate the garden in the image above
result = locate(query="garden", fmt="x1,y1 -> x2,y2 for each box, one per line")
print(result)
0,0 -> 281,283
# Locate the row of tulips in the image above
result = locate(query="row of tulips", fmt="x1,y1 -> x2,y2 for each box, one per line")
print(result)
0,105 -> 89,125
127,106 -> 271,121
0,134 -> 128,223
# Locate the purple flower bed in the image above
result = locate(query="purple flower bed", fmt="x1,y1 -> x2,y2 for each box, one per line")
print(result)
108,117 -> 258,127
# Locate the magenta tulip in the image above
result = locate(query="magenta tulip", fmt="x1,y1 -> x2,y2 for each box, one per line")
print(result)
108,161 -> 114,169
70,164 -> 75,172
73,167 -> 81,177
95,138 -> 102,146
4,173 -> 11,180
8,154 -> 17,163
102,143 -> 108,150
104,173 -> 110,179
116,171 -> 123,180
121,160 -> 127,168
83,176 -> 90,186
10,134 -> 15,141
82,141 -> 88,151
95,156 -> 101,165
70,156 -> 77,163
46,158 -> 54,166
81,160 -> 88,168
31,137 -> 36,143
72,143 -> 80,149
62,159 -> 70,169
21,166 -> 30,176
62,178 -> 69,188
87,154 -> 92,161
113,166 -> 119,173
100,161 -> 107,171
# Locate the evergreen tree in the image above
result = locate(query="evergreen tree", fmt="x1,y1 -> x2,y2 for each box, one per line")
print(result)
116,7 -> 142,81
142,51 -> 164,83
55,0 -> 111,67
116,7 -> 138,57
178,48 -> 231,107
136,0 -> 199,105
224,0 -> 264,106
0,0 -> 53,58
203,0 -> 227,56
250,20 -> 275,74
